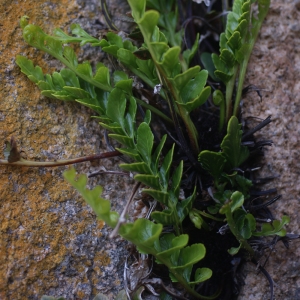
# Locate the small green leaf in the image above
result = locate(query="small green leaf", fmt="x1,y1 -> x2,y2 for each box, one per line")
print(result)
151,208 -> 177,225
228,244 -> 241,255
64,168 -> 119,228
169,265 -> 192,283
235,174 -> 253,195
234,209 -> 256,239
127,0 -> 146,21
42,90 -> 72,101
227,31 -> 242,52
63,46 -> 78,67
115,79 -> 133,95
20,15 -> 29,29
113,70 -> 128,83
172,243 -> 206,270
157,46 -> 181,77
191,268 -> 212,284
253,216 -> 290,237
120,162 -> 152,174
116,148 -> 141,161
241,213 -> 256,239
173,66 -> 200,92
189,209 -> 205,230
120,218 -> 162,254
177,188 -> 196,222
200,52 -> 219,81
143,189 -> 168,205
179,86 -> 211,113
106,88 -> 126,130
136,58 -> 158,82
136,122 -> 154,166
70,23 -> 101,46
108,134 -> 134,148
212,53 -> 229,75
156,232 -> 175,253
53,28 -> 82,43
16,55 -> 44,83
214,70 -> 233,84
123,96 -> 137,138
94,66 -> 111,88
152,134 -> 167,170
102,45 -> 120,57
76,98 -> 103,114
198,150 -> 226,181
143,110 -> 151,125
134,175 -> 160,190
99,122 -> 124,135
221,116 -> 249,170
150,42 -> 169,62
157,234 -> 188,260
171,160 -> 183,197
220,49 -> 236,69
117,48 -> 138,67
230,191 -> 244,213
60,69 -> 80,87
105,31 -> 123,48
76,62 -> 93,78
179,70 -> 208,104
63,86 -> 90,99
159,144 -> 175,189
138,11 -> 160,42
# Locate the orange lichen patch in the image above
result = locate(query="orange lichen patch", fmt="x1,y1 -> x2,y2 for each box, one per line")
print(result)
94,251 -> 111,267
0,0 -> 93,298
90,250 -> 112,290
97,220 -> 105,230
76,290 -> 87,299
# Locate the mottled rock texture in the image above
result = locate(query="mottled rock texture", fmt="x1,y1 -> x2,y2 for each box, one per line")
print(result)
0,1 -> 132,299
238,0 -> 300,299
0,0 -> 299,300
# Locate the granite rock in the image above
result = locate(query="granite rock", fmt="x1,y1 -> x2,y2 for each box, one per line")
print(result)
0,1 -> 132,299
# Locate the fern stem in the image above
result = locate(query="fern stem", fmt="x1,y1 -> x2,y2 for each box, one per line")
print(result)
135,97 -> 173,124
225,64 -> 238,123
177,104 -> 200,153
52,55 -> 172,123
0,151 -> 121,167
162,74 -> 199,155
233,56 -> 249,117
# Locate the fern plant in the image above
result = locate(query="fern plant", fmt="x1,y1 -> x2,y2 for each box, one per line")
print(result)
1,0 -> 292,299
199,116 -> 289,256
211,0 -> 270,127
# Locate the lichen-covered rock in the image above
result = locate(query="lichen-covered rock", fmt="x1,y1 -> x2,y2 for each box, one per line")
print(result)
238,1 -> 300,299
0,1 -> 132,299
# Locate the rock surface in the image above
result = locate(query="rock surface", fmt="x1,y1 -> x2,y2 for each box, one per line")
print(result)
238,0 -> 300,299
0,0 -> 299,300
0,1 -> 132,299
